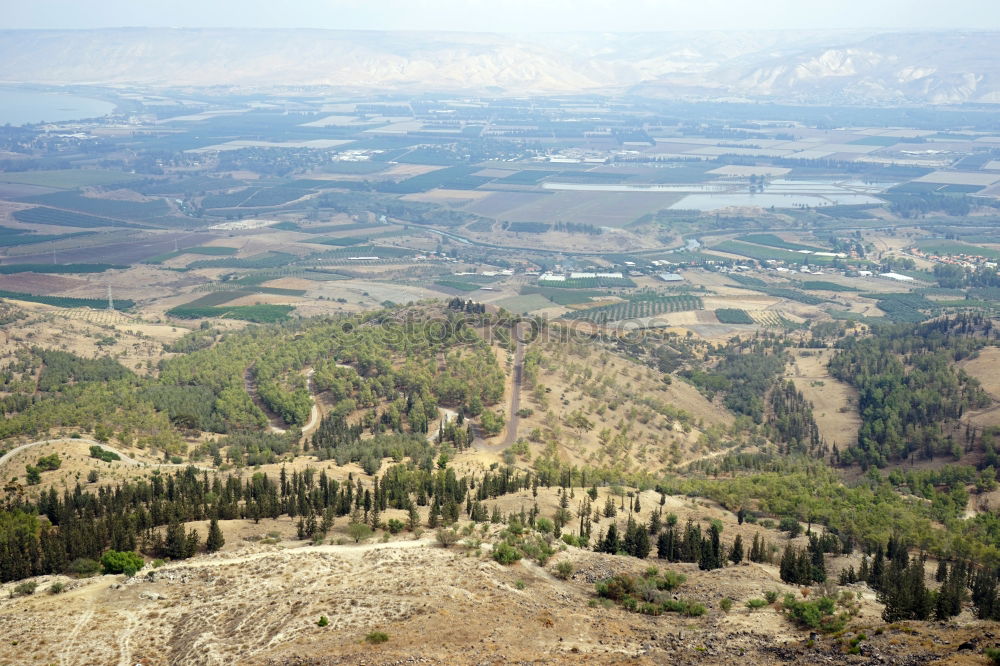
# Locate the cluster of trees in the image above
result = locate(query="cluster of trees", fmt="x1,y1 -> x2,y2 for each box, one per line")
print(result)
446,298 -> 487,314
0,306 -> 512,459
309,414 -> 433,475
887,192 -> 971,218
830,315 -> 992,467
682,334 -> 790,424
0,456 -> 543,583
767,380 -> 822,456
778,533 -> 838,585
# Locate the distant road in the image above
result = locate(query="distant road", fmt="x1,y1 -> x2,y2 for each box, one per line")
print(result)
501,323 -> 528,449
475,322 -> 528,453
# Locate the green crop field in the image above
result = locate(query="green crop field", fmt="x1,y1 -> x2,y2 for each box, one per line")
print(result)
712,240 -> 835,265
187,252 -> 299,270
538,276 -> 635,289
0,290 -> 133,310
520,286 -> 602,305
144,246 -> 238,263
0,229 -> 95,248
166,304 -> 294,323
0,169 -> 140,189
23,191 -> 170,221
862,292 -> 936,323
714,308 -> 754,324
13,207 -> 141,229
915,240 -> 1000,260
0,263 -> 124,274
560,293 -> 702,324
737,234 -> 830,253
798,281 -> 859,292
728,275 -> 828,305
493,294 -> 554,313
433,280 -> 482,292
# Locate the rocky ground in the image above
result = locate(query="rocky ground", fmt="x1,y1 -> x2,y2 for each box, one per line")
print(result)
1,523 -> 997,666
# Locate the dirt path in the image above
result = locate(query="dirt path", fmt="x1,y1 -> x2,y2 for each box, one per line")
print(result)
153,536 -> 435,572
299,369 -> 322,438
477,323 -> 527,454
115,609 -> 139,666
680,443 -> 745,468
0,437 -> 212,474
501,324 -> 528,449
245,366 -> 321,437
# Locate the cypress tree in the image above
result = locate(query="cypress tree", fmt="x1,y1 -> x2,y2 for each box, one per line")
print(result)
779,544 -> 798,583
206,518 -> 224,552
729,534 -> 744,565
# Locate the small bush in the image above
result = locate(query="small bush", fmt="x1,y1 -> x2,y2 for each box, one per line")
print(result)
985,647 -> 1000,666
35,453 -> 62,471
365,631 -> 389,644
347,522 -> 373,543
67,558 -> 100,577
89,446 -> 120,463
764,590 -> 779,604
780,594 -> 846,633
720,597 -> 733,612
746,598 -> 768,611
436,528 -> 460,548
11,581 -> 37,597
493,541 -> 522,565
779,516 -> 802,537
656,570 -> 687,591
555,561 -> 574,580
101,550 -> 144,576
386,519 -> 404,535
514,579 -> 526,590
317,616 -> 329,627
48,582 -> 66,594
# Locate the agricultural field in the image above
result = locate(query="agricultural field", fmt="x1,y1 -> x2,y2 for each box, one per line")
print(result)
560,293 -> 702,324
737,234 -> 831,253
520,286 -> 603,306
13,207 -> 140,228
143,246 -> 239,264
863,292 -> 937,322
711,240 -> 836,265
492,293 -> 554,313
714,308 -> 754,324
165,303 -> 295,322
798,281 -> 859,292
0,169 -> 141,189
0,289 -> 135,310
433,280 -> 483,292
915,239 -> 1000,260
21,191 -> 171,222
0,263 -> 124,274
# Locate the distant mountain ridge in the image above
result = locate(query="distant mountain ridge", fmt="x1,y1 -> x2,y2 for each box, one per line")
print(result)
0,28 -> 997,105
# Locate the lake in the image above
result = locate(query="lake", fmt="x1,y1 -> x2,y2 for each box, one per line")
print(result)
0,87 -> 116,126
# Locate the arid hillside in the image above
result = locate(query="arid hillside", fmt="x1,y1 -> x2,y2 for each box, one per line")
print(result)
0,486 -> 994,665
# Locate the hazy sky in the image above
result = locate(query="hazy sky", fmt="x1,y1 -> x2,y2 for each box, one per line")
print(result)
8,0 -> 1000,32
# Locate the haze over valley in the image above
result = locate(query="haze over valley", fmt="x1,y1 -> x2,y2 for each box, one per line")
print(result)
1,4 -> 1000,665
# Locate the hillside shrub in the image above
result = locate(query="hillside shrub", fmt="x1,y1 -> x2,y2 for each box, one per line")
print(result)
100,550 -> 144,576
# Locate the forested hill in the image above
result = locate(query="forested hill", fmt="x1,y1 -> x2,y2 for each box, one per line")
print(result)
830,316 -> 997,468
2,307 -> 1000,658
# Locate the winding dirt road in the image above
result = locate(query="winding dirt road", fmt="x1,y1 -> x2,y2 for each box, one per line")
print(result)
0,437 -> 212,473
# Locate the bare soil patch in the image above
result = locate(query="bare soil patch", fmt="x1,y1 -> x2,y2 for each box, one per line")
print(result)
788,349 -> 861,450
